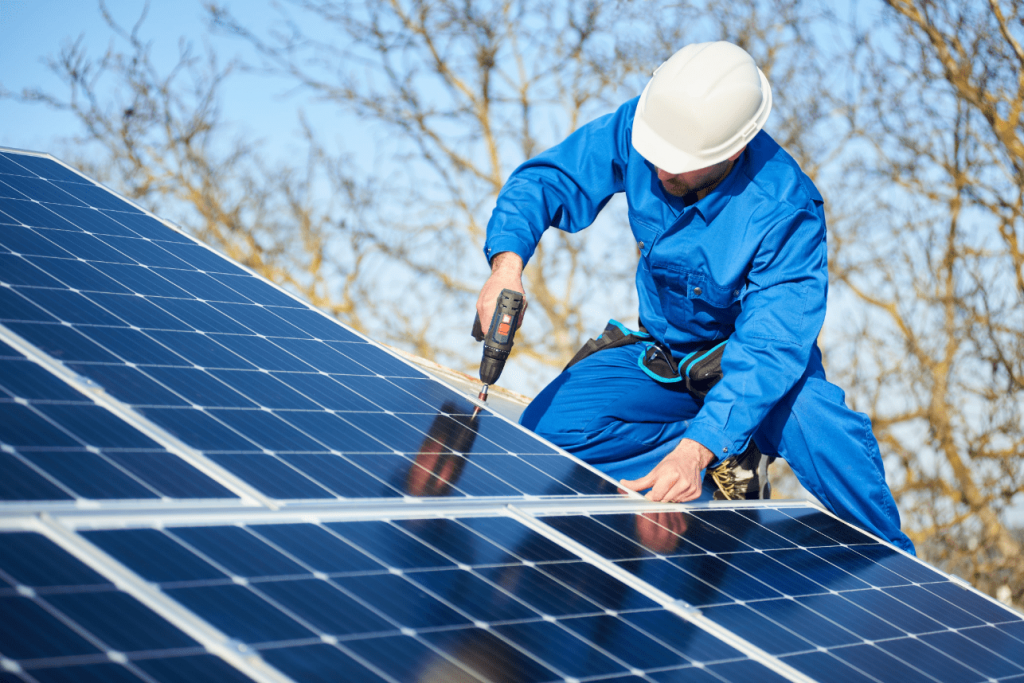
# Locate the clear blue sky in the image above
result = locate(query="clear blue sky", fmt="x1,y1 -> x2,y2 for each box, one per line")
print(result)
1,0 -> 352,162
3,1 -> 193,150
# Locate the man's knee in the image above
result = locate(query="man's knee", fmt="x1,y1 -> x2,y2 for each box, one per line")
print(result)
519,345 -> 688,436
518,373 -> 569,432
761,376 -> 863,449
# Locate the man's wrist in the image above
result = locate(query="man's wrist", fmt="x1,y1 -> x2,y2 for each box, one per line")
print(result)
682,438 -> 715,469
490,251 -> 524,274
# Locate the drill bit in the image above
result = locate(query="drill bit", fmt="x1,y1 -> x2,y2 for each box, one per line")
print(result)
471,384 -> 489,420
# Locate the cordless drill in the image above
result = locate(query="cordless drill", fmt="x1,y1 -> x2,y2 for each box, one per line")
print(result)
471,289 -> 524,412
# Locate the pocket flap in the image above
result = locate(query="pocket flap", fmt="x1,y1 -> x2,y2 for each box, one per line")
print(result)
685,272 -> 739,308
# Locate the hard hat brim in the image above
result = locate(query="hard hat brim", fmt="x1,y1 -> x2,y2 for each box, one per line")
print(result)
631,67 -> 773,175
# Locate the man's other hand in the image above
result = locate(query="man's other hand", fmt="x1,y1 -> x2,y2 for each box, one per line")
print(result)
476,251 -> 527,332
619,438 -> 715,502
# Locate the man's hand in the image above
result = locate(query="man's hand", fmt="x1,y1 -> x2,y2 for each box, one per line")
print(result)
476,252 -> 527,332
619,438 -> 715,502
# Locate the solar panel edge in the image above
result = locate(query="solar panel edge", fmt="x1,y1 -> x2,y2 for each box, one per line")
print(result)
0,516 -> 298,683
940,565 -> 1024,622
666,497 -> 1024,624
399,383 -> 629,496
1,149 -> 395,350
490,408 -> 627,485
0,322 -> 276,508
855,531 -> 1024,627
0,147 -> 180,208
502,504 -> 819,683
0,496 -> 722,532
0,148 -> 93,181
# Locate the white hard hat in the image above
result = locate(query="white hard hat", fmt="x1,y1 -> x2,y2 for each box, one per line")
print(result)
632,41 -> 772,174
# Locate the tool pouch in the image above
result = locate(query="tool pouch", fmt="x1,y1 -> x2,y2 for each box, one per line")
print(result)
679,340 -> 727,403
566,320 -> 728,404
563,320 -> 652,371
637,338 -> 728,404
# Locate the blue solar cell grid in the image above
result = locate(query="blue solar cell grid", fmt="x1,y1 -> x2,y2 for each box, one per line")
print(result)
0,338 -> 234,501
82,514 -> 789,683
0,150 -> 613,502
542,506 -> 1024,683
0,530 -> 256,683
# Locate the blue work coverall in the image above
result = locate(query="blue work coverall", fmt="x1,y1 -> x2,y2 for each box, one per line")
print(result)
485,97 -> 915,554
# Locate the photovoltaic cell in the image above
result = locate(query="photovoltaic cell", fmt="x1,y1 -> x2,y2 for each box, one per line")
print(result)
0,530 -> 256,683
540,506 -> 1024,682
0,151 -> 612,501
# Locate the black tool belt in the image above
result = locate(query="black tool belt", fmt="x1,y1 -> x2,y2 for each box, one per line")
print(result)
563,320 -> 652,370
565,319 -> 727,404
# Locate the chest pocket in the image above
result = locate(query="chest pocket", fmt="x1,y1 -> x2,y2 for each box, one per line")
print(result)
662,269 -> 742,336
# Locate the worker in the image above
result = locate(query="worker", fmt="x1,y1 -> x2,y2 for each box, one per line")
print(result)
475,41 -> 914,555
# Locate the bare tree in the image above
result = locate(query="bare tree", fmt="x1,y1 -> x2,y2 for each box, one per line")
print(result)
11,0 -> 1024,602
827,0 -> 1024,602
206,0 -> 829,383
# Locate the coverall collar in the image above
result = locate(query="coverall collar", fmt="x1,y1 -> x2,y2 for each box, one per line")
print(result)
688,151 -> 745,223
655,150 -> 744,223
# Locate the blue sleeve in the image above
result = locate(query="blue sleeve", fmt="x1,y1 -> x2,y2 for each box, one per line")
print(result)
484,99 -> 636,265
683,204 -> 829,461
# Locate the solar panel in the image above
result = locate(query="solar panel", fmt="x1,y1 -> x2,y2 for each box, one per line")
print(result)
13,510 -> 795,683
2,148 -> 1021,683
540,507 -> 1024,681
0,149 -> 613,502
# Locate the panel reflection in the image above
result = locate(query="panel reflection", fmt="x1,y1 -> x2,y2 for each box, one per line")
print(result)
545,511 -> 791,609
404,402 -> 480,497
398,401 -> 615,498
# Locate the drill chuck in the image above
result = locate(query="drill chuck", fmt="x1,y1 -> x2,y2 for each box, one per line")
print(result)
479,350 -> 507,386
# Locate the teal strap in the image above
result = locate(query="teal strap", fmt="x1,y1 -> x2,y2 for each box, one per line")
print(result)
683,340 -> 727,377
636,343 -> 684,384
602,319 -> 650,340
